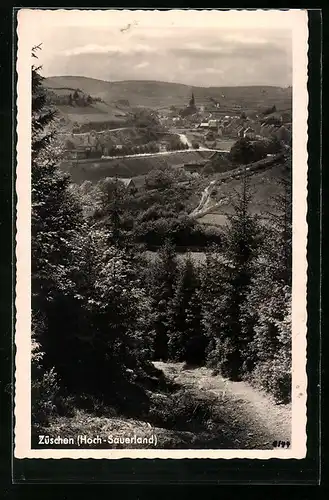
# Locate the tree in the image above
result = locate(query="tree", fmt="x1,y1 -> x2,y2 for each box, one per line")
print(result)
168,256 -> 205,365
212,169 -> 261,380
31,46 -> 86,388
95,176 -> 133,248
145,168 -> 173,190
240,151 -> 292,401
149,240 -> 178,361
229,138 -> 266,165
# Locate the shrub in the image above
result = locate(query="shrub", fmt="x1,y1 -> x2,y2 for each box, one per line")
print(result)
31,337 -> 61,427
149,389 -> 213,431
249,357 -> 291,404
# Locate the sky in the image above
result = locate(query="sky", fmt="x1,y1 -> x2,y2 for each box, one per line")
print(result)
20,9 -> 294,87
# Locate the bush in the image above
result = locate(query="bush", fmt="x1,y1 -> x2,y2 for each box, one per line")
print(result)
31,338 -> 61,426
149,389 -> 213,431
249,357 -> 291,404
207,338 -> 242,381
229,138 -> 267,165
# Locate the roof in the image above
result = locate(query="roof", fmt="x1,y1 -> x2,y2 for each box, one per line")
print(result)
106,177 -> 134,187
119,178 -> 134,186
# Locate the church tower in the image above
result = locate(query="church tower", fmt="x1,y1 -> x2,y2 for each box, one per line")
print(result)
189,92 -> 195,108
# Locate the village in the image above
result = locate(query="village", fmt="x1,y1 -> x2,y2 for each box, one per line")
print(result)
158,92 -> 292,149
61,90 -> 292,168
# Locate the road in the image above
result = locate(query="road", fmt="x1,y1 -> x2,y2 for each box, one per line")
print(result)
101,147 -> 229,160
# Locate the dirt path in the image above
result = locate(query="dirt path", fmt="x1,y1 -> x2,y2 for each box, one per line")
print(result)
154,362 -> 291,449
39,361 -> 291,450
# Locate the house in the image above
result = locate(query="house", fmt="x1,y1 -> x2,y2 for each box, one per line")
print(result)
107,177 -> 137,191
260,124 -> 275,138
243,127 -> 256,139
199,122 -> 209,129
120,178 -> 136,190
252,122 -> 262,134
272,125 -> 292,144
208,119 -> 218,130
66,148 -> 88,160
237,126 -> 246,138
184,161 -> 208,173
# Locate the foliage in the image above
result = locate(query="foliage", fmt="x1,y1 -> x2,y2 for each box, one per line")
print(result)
262,104 -> 277,116
148,240 -> 178,361
168,256 -> 206,365
31,335 -> 60,426
205,172 -> 262,380
31,47 -> 157,425
229,138 -> 267,165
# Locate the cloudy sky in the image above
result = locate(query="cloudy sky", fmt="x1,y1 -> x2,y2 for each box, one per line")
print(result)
21,10 -> 294,87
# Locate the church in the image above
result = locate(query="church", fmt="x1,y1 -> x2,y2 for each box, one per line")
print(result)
179,92 -> 197,117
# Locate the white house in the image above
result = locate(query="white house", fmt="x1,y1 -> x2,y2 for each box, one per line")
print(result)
199,122 -> 209,129
208,119 -> 218,130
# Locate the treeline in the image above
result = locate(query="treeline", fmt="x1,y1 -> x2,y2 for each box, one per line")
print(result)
229,136 -> 285,165
49,88 -> 102,107
32,53 -> 292,432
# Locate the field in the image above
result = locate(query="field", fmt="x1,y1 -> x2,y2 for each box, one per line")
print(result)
60,150 -> 216,184
197,163 -> 287,226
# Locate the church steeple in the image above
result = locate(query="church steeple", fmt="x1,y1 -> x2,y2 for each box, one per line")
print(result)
189,92 -> 195,107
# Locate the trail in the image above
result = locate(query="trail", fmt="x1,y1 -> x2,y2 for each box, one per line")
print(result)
154,362 -> 291,449
39,361 -> 291,450
189,180 -> 229,219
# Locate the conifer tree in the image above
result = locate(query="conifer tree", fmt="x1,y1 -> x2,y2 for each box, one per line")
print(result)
200,247 -> 230,366
150,239 -> 178,361
31,45 -> 85,384
215,169 -> 261,380
241,150 -> 292,401
168,255 -> 204,364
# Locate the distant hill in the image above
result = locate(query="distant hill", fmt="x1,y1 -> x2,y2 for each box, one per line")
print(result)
44,76 -> 292,114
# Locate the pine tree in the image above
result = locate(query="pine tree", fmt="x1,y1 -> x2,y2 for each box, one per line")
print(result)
150,239 -> 178,361
200,247 -> 229,367
215,169 -> 261,380
241,150 -> 292,401
31,46 -> 85,379
168,255 -> 205,364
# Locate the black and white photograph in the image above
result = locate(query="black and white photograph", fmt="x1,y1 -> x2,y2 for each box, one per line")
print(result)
15,9 -> 308,459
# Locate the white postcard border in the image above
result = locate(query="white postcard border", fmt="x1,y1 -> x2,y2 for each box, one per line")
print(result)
15,8 -> 309,460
